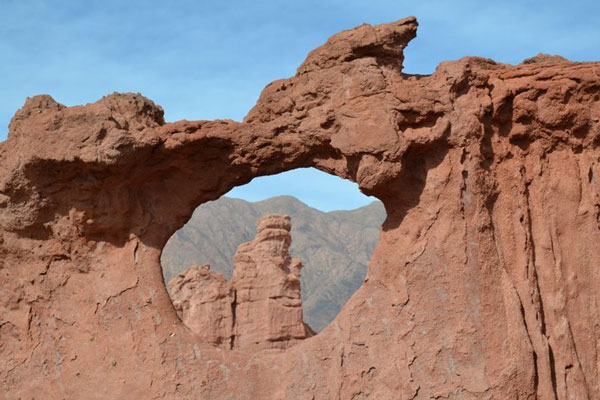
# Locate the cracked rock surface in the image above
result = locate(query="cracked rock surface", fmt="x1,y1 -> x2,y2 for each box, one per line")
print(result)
1,16 -> 600,399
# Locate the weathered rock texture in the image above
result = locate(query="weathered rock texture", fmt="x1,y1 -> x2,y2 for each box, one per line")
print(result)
1,16 -> 600,399
161,196 -> 386,332
232,214 -> 314,351
168,264 -> 234,349
168,215 -> 313,352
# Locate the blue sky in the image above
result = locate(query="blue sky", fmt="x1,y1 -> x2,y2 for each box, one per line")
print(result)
1,0 -> 598,210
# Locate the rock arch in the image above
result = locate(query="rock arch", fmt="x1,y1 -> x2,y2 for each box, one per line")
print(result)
1,17 -> 600,399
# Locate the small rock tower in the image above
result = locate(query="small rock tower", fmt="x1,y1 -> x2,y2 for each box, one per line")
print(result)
168,214 -> 314,352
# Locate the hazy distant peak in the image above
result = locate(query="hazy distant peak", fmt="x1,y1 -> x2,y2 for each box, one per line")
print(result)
224,195 -> 383,214
254,195 -> 307,207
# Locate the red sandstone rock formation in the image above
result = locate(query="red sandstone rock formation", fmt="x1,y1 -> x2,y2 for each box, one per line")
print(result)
168,264 -> 234,349
168,215 -> 312,352
1,16 -> 600,399
231,214 -> 314,351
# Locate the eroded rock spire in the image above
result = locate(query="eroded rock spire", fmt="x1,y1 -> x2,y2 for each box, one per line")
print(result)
168,215 -> 313,352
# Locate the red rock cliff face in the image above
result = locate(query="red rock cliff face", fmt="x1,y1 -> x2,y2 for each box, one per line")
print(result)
1,17 -> 600,399
168,215 -> 313,352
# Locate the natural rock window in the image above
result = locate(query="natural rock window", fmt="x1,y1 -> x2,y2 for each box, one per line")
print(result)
4,16 -> 600,398
161,169 -> 386,350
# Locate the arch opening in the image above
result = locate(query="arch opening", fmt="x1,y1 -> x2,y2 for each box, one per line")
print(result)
160,167 -> 387,351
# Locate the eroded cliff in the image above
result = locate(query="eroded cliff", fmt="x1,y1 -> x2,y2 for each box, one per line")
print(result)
1,16 -> 599,399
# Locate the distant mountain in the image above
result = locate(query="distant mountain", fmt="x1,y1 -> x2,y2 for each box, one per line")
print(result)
161,196 -> 386,332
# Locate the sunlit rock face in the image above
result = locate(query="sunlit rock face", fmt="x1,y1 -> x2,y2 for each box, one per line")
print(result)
168,264 -> 235,349
231,215 -> 314,351
2,16 -> 600,399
